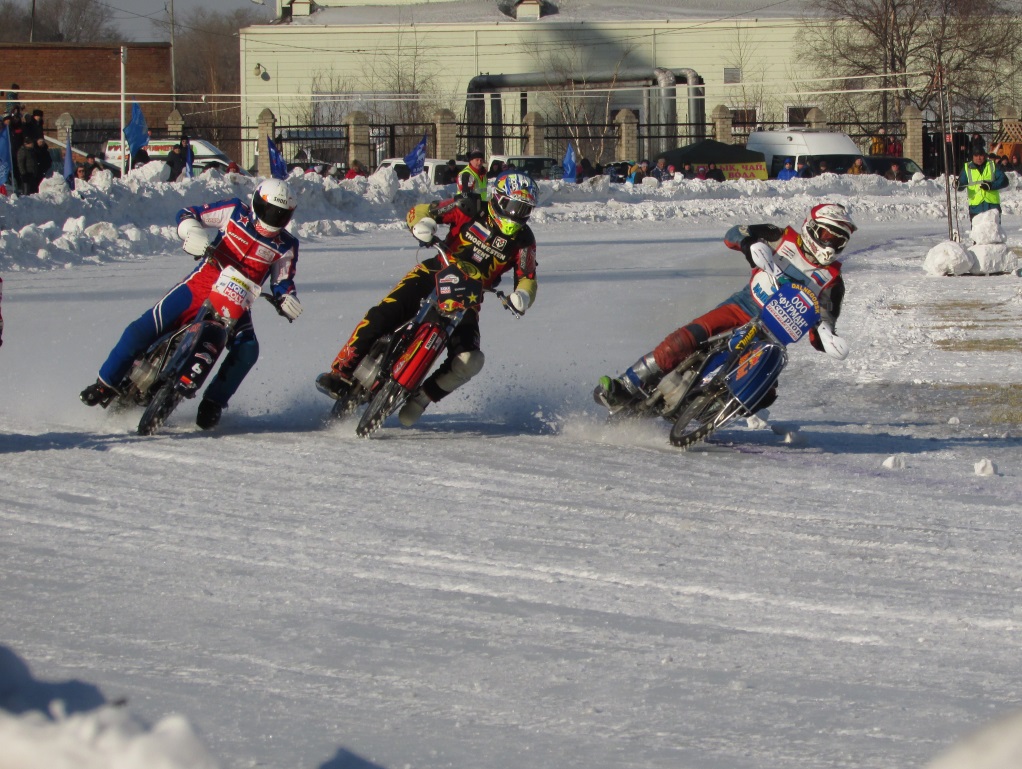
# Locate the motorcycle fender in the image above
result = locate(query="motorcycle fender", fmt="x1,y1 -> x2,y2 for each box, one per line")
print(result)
725,342 -> 787,410
171,320 -> 229,395
392,323 -> 447,389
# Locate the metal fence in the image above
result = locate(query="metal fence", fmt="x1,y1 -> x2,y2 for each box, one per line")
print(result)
456,123 -> 527,159
364,123 -> 434,168
272,123 -> 349,169
542,122 -> 618,164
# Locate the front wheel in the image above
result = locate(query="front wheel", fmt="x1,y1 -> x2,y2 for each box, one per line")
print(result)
137,381 -> 183,436
355,379 -> 407,438
668,391 -> 726,449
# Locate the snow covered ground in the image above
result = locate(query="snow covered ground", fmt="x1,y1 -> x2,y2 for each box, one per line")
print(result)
2,167 -> 1022,769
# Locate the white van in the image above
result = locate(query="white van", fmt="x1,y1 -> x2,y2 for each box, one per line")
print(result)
746,129 -> 864,178
376,157 -> 467,185
104,139 -> 242,174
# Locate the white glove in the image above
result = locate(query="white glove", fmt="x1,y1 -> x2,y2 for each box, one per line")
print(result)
816,322 -> 849,360
276,294 -> 303,322
178,218 -> 213,257
749,241 -> 782,277
508,289 -> 531,314
411,217 -> 437,244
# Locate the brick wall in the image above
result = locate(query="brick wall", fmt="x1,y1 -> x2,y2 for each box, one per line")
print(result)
0,43 -> 172,124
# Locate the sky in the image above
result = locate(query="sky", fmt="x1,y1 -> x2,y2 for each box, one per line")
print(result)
2,162 -> 1022,769
102,0 -> 274,41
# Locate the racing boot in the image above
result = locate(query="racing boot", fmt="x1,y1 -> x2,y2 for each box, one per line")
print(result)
594,353 -> 662,412
80,378 -> 118,408
196,398 -> 223,430
315,369 -> 354,400
398,388 -> 432,427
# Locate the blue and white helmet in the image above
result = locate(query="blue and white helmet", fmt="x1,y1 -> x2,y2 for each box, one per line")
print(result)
488,172 -> 537,237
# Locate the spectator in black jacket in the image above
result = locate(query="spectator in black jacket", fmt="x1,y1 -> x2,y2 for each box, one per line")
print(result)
165,143 -> 187,181
22,109 -> 44,144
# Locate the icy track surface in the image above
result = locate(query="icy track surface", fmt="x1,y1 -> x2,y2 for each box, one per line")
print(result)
2,170 -> 1022,769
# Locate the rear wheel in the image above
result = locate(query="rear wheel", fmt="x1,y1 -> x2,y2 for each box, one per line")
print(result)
669,391 -> 726,449
137,381 -> 183,436
356,379 -> 407,438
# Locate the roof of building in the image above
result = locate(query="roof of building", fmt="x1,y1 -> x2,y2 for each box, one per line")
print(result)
272,0 -> 812,28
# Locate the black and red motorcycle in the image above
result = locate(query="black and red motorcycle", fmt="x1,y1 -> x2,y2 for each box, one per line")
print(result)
330,241 -> 519,436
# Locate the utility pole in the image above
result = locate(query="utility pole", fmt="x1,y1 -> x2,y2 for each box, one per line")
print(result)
29,0 -> 35,42
170,0 -> 177,110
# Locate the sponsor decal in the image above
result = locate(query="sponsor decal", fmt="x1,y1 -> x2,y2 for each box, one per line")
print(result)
493,236 -> 507,250
255,245 -> 275,260
735,347 -> 765,380
438,273 -> 461,285
439,285 -> 452,295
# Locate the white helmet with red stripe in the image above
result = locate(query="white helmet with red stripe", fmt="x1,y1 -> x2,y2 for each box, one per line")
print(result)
801,203 -> 856,265
252,178 -> 297,236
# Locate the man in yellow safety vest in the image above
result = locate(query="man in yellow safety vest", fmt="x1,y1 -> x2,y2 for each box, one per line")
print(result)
958,144 -> 1008,220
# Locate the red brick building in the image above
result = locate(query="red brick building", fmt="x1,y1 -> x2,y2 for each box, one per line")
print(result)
0,43 -> 172,124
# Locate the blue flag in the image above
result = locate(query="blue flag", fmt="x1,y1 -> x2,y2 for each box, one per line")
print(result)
0,125 -> 11,189
123,102 -> 150,157
267,136 -> 287,180
403,133 -> 427,177
64,126 -> 75,188
562,143 -> 577,183
185,141 -> 194,178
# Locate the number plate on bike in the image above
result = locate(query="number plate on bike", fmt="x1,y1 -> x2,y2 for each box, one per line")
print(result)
435,263 -> 483,313
209,266 -> 260,320
759,283 -> 820,345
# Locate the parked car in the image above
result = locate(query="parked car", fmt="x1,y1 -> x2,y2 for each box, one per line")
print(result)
376,157 -> 467,184
862,155 -> 925,179
103,138 -> 240,175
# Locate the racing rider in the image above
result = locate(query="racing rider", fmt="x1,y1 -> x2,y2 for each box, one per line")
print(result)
595,203 -> 857,413
316,171 -> 539,427
80,178 -> 302,430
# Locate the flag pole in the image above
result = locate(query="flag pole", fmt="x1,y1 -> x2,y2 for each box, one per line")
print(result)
120,46 -> 127,176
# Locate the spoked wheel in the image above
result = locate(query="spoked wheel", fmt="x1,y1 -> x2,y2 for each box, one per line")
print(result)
137,381 -> 183,436
355,379 -> 408,438
669,390 -> 729,449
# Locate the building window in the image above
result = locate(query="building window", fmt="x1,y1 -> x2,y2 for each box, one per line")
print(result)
787,106 -> 812,127
731,107 -> 757,133
724,67 -> 742,84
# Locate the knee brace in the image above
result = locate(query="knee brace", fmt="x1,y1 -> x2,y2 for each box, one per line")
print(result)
424,350 -> 485,401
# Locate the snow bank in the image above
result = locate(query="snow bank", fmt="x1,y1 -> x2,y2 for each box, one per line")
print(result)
2,166 -> 1014,272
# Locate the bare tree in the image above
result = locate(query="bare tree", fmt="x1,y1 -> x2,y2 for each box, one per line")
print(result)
803,0 -> 1022,128
0,0 -> 121,42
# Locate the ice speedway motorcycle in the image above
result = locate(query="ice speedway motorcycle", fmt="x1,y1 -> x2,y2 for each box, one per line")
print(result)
112,250 -> 284,436
329,240 -> 520,437
607,276 -> 831,449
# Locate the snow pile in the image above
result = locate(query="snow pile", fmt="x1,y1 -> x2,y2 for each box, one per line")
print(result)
0,646 -> 219,769
923,240 -> 974,275
967,209 -> 1017,275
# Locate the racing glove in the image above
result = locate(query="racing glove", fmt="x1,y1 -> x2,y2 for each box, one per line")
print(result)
749,241 -> 783,278
411,217 -> 437,244
271,286 -> 303,322
508,289 -> 531,314
815,322 -> 849,360
178,218 -> 213,257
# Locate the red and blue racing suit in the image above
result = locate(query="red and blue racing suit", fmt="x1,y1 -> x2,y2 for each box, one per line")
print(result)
97,198 -> 299,408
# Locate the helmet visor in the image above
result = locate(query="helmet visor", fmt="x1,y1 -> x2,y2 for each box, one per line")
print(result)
493,192 -> 535,222
254,194 -> 294,229
814,224 -> 849,252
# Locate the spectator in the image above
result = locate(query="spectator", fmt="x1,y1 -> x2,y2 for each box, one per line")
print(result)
649,157 -> 670,182
165,143 -> 187,181
627,159 -> 648,183
344,159 -> 368,179
226,161 -> 240,174
1012,154 -> 1022,174
958,144 -> 1008,220
443,159 -> 458,184
603,163 -> 622,183
130,146 -> 151,169
884,161 -> 907,182
486,159 -> 505,180
578,157 -> 595,182
796,159 -> 813,178
776,158 -> 798,180
886,134 -> 903,156
5,83 -> 21,115
74,164 -> 88,184
82,153 -> 102,180
667,164 -> 676,179
681,162 -> 696,180
847,157 -> 867,175
706,163 -> 726,182
997,155 -> 1011,174
817,159 -> 832,175
22,109 -> 43,144
695,165 -> 708,180
869,128 -> 886,156
15,134 -> 37,194
457,147 -> 487,200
